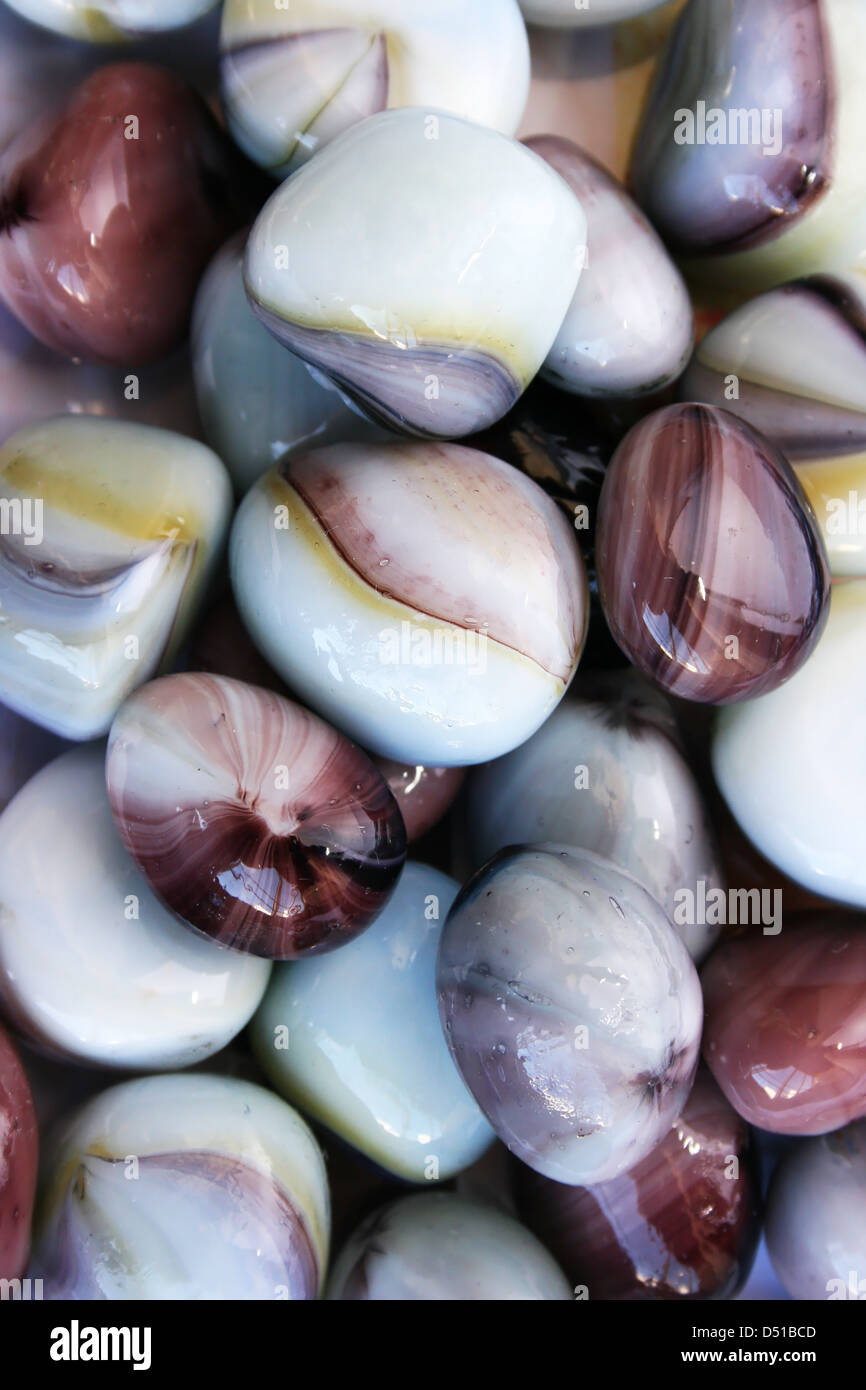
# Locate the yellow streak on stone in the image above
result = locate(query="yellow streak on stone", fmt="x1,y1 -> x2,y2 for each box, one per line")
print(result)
2,453 -> 198,546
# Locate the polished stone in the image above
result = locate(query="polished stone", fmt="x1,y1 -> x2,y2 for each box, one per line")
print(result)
437,845 -> 702,1185
596,403 -> 831,703
0,63 -> 253,364
702,914 -> 866,1135
107,673 -> 407,959
252,862 -> 493,1181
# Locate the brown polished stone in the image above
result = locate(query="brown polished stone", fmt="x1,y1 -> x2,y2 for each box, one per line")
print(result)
702,915 -> 866,1135
596,403 -> 830,703
0,63 -> 254,365
514,1069 -> 761,1301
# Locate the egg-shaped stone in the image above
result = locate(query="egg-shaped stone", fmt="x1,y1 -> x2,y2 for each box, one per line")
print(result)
712,580 -> 866,906
0,1023 -> 37,1281
514,1067 -> 760,1300
106,673 -> 407,960
466,672 -> 724,962
0,746 -> 270,1069
596,403 -> 831,703
765,1120 -> 866,1301
0,416 -> 231,741
1,0 -> 218,41
701,914 -> 866,1135
230,441 -> 588,766
520,0 -> 669,25
629,0 -> 866,293
327,1191 -> 570,1300
0,63 -> 255,365
680,273 -> 866,578
191,232 -> 392,495
526,135 -> 693,397
243,109 -> 587,439
220,0 -> 530,177
437,845 -> 703,1185
252,862 -> 493,1181
30,1073 -> 329,1299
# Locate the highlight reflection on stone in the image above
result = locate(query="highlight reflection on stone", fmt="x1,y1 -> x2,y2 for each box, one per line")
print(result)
701,914 -> 866,1135
712,580 -> 866,908
680,274 -> 866,577
30,1074 -> 329,1300
107,673 -> 407,960
1,0 -> 219,41
765,1120 -> 866,1300
191,232 -> 392,495
0,1023 -> 37,1281
220,0 -> 530,177
437,846 -> 703,1186
526,136 -> 693,398
515,1068 -> 760,1300
596,404 -> 831,703
0,63 -> 253,365
466,672 -> 724,962
629,0 -> 866,291
230,441 -> 588,766
327,1192 -> 570,1300
0,746 -> 270,1069
0,417 -> 231,741
252,862 -> 493,1180
243,109 -> 586,438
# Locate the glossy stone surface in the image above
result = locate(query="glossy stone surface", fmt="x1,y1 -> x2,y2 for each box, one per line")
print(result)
327,1192 -> 570,1300
230,441 -> 588,766
680,274 -> 866,577
2,0 -> 219,41
713,580 -> 866,908
0,416 -> 231,740
526,135 -> 692,397
252,862 -> 493,1180
30,1074 -> 329,1300
191,231 -> 391,495
107,673 -> 407,959
0,303 -> 202,446
0,63 -> 252,365
0,1023 -> 37,1280
466,672 -> 724,962
372,759 -> 465,844
221,0 -> 530,177
243,109 -> 586,438
630,0 -> 866,292
520,0 -> 668,25
0,746 -> 270,1069
515,1068 -> 760,1300
765,1120 -> 866,1300
702,915 -> 866,1135
596,403 -> 831,703
437,845 -> 703,1185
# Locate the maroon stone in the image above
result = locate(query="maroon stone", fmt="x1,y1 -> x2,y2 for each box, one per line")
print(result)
702,914 -> 866,1134
595,403 -> 830,703
0,1024 -> 38,1281
514,1069 -> 760,1300
0,63 -> 255,365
